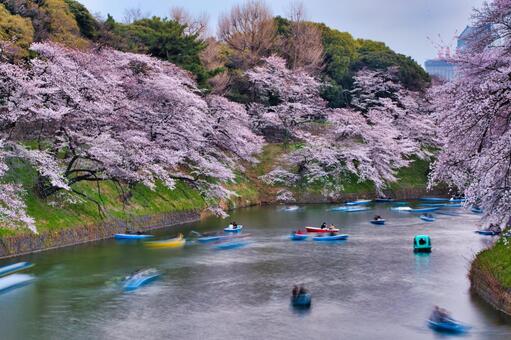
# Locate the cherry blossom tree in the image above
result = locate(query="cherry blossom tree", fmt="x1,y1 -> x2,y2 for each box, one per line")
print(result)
251,56 -> 435,197
246,55 -> 327,142
0,42 -> 263,231
429,0 -> 511,224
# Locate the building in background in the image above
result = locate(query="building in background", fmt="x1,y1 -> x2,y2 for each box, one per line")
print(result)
424,59 -> 455,81
424,25 -> 475,82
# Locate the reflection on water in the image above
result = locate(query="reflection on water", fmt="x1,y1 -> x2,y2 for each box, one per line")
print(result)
1,203 -> 511,340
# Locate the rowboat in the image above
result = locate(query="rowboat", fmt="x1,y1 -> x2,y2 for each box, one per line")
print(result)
331,206 -> 369,212
313,234 -> 349,241
291,293 -> 311,307
0,262 -> 33,277
290,233 -> 308,241
370,219 -> 385,225
475,230 -> 500,236
374,198 -> 394,202
428,319 -> 470,334
407,208 -> 440,213
0,274 -> 35,294
114,234 -> 154,240
420,215 -> 436,222
214,241 -> 248,250
145,234 -> 185,249
420,197 -> 450,202
282,206 -> 300,211
471,207 -> 483,214
123,269 -> 160,291
345,199 -> 372,206
224,225 -> 243,232
391,206 -> 412,211
305,226 -> 340,233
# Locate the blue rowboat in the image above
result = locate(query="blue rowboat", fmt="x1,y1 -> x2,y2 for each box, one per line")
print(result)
197,235 -> 223,243
391,206 -> 412,212
290,233 -> 308,241
436,211 -> 460,217
428,319 -> 470,334
420,197 -> 450,202
331,206 -> 369,212
114,234 -> 154,240
419,203 -> 447,207
444,204 -> 462,208
123,269 -> 160,291
345,199 -> 372,206
370,219 -> 385,225
407,208 -> 440,213
214,241 -> 248,250
224,225 -> 243,232
471,207 -> 483,214
0,274 -> 35,294
420,215 -> 436,222
313,234 -> 349,241
374,198 -> 394,202
0,262 -> 33,277
475,230 -> 500,236
291,293 -> 311,307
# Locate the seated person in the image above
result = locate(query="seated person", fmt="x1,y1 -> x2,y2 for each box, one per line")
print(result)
430,306 -> 450,323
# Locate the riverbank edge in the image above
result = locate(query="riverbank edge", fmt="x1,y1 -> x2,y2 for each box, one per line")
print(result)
469,253 -> 511,316
0,186 -> 444,259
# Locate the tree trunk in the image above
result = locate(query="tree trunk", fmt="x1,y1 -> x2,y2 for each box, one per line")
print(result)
36,175 -> 62,198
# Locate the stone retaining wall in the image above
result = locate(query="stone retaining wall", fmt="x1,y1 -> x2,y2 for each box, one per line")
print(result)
0,210 -> 200,259
469,260 -> 511,316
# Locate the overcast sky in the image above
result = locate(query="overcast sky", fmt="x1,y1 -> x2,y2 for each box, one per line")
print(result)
79,0 -> 486,67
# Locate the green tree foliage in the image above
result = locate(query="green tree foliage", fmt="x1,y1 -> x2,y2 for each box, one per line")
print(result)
0,0 -> 88,48
354,39 -> 430,91
41,0 -> 89,48
313,24 -> 430,107
106,16 -> 213,85
64,0 -> 99,39
0,4 -> 34,59
313,23 -> 359,107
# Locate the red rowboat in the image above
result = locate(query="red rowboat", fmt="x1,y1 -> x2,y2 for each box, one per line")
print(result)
305,226 -> 340,233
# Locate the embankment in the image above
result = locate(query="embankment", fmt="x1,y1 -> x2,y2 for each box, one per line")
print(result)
469,237 -> 511,316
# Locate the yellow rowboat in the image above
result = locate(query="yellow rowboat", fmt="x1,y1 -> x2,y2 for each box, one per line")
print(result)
145,234 -> 185,249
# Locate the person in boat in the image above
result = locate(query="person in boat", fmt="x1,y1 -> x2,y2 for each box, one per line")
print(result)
136,230 -> 142,235
488,224 -> 502,233
231,222 -> 238,229
292,285 -> 299,298
430,306 -> 450,323
298,285 -> 308,296
374,215 -> 382,221
321,222 -> 327,229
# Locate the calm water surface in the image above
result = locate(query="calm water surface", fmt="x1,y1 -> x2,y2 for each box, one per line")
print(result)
1,203 -> 511,340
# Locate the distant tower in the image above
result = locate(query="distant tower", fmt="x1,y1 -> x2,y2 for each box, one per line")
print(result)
424,26 -> 474,82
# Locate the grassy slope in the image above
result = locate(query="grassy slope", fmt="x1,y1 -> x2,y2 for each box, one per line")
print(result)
473,235 -> 511,288
0,159 -> 206,236
0,145 -> 430,236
